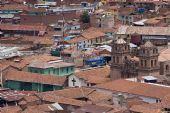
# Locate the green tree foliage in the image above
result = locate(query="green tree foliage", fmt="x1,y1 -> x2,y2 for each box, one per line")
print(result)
80,11 -> 90,23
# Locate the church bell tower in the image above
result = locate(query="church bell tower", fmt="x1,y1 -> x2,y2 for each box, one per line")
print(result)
110,38 -> 130,80
138,41 -> 159,76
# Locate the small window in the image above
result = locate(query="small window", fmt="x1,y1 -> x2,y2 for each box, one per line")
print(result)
144,60 -> 147,67
141,60 -> 143,67
113,56 -> 115,63
151,60 -> 153,67
166,65 -> 169,72
66,68 -> 69,73
117,56 -> 119,63
154,60 -> 157,66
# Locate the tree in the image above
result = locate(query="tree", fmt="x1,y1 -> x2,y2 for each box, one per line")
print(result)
80,11 -> 90,23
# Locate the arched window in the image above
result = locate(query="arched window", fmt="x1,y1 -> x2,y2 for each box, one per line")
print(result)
124,56 -> 127,60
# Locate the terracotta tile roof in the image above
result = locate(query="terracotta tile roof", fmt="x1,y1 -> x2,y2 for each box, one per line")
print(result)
74,104 -> 112,113
38,94 -> 87,107
21,108 -> 47,113
98,28 -> 116,33
4,69 -> 66,85
0,89 -> 27,102
0,106 -> 22,113
22,95 -> 40,103
29,61 -> 75,69
88,91 -> 112,103
39,87 -> 95,99
144,17 -> 163,25
127,97 -> 148,108
11,54 -> 60,69
130,103 -> 162,113
81,27 -> 105,40
76,66 -> 110,78
26,104 -> 51,112
75,66 -> 110,84
38,87 -> 114,105
67,36 -> 87,44
161,94 -> 170,108
159,47 -> 170,61
33,37 -> 53,45
117,26 -> 170,36
0,62 -> 11,71
95,80 -> 170,99
0,24 -> 47,31
0,4 -> 28,11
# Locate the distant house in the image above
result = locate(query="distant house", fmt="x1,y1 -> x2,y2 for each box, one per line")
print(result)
3,69 -> 66,92
28,60 -> 75,76
116,25 -> 170,45
25,8 -> 48,16
10,54 -> 61,71
0,24 -> 47,36
95,79 -> 170,106
68,66 -> 110,87
67,27 -> 107,49
0,4 -> 28,14
117,7 -> 141,25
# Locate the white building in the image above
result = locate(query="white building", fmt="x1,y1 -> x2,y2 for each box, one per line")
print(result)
0,47 -> 21,59
68,66 -> 110,87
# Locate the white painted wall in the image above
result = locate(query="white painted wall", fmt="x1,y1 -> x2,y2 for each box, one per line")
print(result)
68,75 -> 87,87
95,87 -> 159,107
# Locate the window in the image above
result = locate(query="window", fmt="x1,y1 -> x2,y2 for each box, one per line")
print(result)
117,56 -> 119,63
66,68 -> 69,73
151,60 -> 153,67
125,46 -> 127,50
29,69 -> 32,72
154,60 -> 157,66
96,38 -> 98,43
144,60 -> 147,67
113,56 -> 115,63
166,65 -> 169,72
40,70 -> 43,74
34,70 -> 38,73
141,60 -> 143,67
53,69 -> 55,74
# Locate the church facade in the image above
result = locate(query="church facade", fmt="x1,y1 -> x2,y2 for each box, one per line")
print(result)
110,38 -> 160,80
